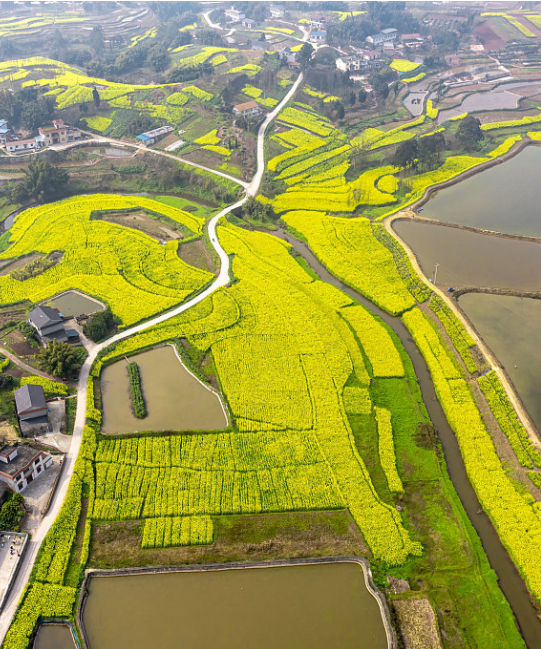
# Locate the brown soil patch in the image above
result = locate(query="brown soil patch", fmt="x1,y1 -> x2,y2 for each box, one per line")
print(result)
178,238 -> 216,273
5,368 -> 27,378
10,342 -> 37,357
475,21 -> 505,51
101,211 -> 182,241
394,598 -> 443,649
88,511 -> 368,570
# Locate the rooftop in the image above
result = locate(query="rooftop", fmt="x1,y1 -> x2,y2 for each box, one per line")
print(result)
0,444 -> 43,478
136,125 -> 174,140
28,305 -> 62,330
234,100 -> 260,112
14,385 -> 46,415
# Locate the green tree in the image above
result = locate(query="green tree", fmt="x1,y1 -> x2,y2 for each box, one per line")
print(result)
92,87 -> 100,108
38,340 -> 82,378
418,132 -> 445,170
392,139 -> 418,169
83,308 -> 116,341
0,494 -> 24,531
298,43 -> 315,70
457,115 -> 483,150
10,159 -> 68,203
90,25 -> 105,58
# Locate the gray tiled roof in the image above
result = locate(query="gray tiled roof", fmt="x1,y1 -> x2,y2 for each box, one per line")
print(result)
28,306 -> 62,330
14,384 -> 46,414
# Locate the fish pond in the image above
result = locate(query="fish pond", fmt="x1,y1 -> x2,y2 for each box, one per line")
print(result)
419,145 -> 541,236
393,220 -> 541,291
459,293 -> 541,432
82,562 -> 389,649
100,345 -> 227,434
45,291 -> 104,318
33,625 -> 75,649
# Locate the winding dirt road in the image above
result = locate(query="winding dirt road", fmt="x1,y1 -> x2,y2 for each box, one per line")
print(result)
0,49 -> 307,643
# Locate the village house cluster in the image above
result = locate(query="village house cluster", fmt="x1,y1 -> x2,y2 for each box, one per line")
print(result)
0,118 -> 81,154
335,29 -> 425,73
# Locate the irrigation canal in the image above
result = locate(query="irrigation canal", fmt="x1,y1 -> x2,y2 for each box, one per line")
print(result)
269,226 -> 541,648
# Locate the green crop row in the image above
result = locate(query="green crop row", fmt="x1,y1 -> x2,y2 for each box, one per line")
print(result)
429,296 -> 478,373
478,370 -> 541,469
372,224 -> 432,303
128,362 -> 146,419
403,307 -> 541,604
141,515 -> 214,548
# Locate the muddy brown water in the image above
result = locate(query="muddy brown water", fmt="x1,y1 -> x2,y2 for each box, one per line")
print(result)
33,625 -> 75,649
100,345 -> 227,434
393,220 -> 541,291
82,563 -> 388,649
271,227 -> 541,648
420,146 -> 541,236
46,291 -> 104,318
459,294 -> 541,432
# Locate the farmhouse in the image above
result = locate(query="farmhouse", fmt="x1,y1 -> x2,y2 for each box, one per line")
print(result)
38,119 -> 81,146
0,120 -> 11,145
0,443 -> 52,492
14,384 -> 50,437
136,125 -> 174,146
27,305 -> 79,345
225,7 -> 245,22
310,17 -> 327,29
310,30 -> 327,43
366,27 -> 399,46
232,100 -> 263,119
242,18 -> 257,29
269,5 -> 285,19
6,137 -> 41,153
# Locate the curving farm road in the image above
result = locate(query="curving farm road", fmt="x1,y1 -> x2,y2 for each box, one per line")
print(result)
0,50 -> 306,643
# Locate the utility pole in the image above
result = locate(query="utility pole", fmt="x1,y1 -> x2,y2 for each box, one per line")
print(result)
433,263 -> 440,285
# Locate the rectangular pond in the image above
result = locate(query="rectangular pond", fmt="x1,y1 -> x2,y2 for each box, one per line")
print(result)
45,291 -> 104,318
82,562 -> 389,649
393,220 -> 541,291
33,625 -> 75,649
459,293 -> 541,433
100,345 -> 228,434
420,145 -> 541,237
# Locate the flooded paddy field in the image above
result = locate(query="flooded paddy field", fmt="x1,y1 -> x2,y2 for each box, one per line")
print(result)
33,625 -> 75,649
459,293 -> 541,433
100,345 -> 227,434
393,220 -> 541,291
45,291 -> 104,318
82,562 -> 389,649
438,80 -> 541,122
420,145 -> 541,236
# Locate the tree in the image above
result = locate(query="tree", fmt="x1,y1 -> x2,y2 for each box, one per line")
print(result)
392,139 -> 419,169
358,88 -> 368,104
335,102 -> 345,119
38,340 -> 83,378
10,159 -> 69,203
298,43 -> 315,70
0,494 -> 24,531
90,25 -> 105,58
147,45 -> 170,72
92,87 -> 100,108
418,132 -> 445,170
0,374 -> 13,390
83,308 -> 116,341
457,115 -> 483,150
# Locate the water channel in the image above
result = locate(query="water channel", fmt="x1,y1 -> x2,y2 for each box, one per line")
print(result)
270,227 -> 541,648
33,625 -> 75,649
459,294 -> 541,432
100,345 -> 228,434
82,563 -> 388,649
393,220 -> 541,291
420,145 -> 541,236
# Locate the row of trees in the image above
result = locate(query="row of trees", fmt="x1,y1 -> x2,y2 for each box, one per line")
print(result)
0,88 -> 55,131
